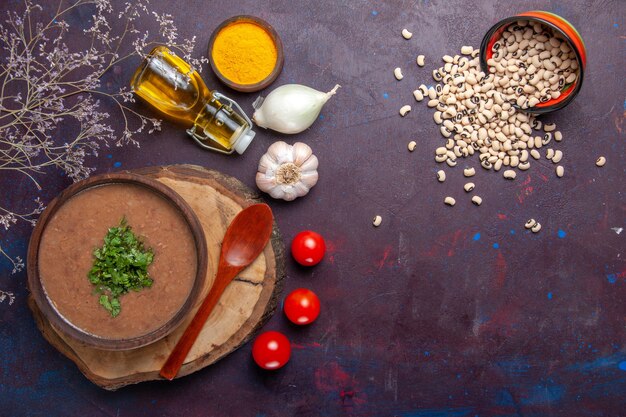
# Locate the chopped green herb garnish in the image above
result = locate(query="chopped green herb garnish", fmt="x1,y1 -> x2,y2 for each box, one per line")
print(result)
88,217 -> 154,317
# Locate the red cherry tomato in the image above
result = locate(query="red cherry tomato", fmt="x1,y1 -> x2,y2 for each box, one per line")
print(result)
252,331 -> 291,370
284,288 -> 320,325
291,230 -> 326,266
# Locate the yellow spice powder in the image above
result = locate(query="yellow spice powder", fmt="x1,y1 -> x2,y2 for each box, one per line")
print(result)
212,22 -> 278,85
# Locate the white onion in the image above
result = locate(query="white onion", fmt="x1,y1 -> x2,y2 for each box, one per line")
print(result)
252,84 -> 340,134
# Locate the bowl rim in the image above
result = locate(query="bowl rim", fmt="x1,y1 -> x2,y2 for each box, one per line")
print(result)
479,14 -> 585,114
208,15 -> 284,93
27,172 -> 208,351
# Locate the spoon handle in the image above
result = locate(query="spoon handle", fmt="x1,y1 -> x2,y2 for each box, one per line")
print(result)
159,266 -> 238,380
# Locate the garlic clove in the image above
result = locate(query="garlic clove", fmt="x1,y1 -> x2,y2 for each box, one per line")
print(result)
300,171 -> 319,188
298,154 -> 319,173
292,142 -> 314,166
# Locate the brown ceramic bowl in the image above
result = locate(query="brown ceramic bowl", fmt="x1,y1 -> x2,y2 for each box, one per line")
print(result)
27,173 -> 208,350
208,15 -> 284,93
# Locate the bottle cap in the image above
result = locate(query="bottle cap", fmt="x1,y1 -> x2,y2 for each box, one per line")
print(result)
233,128 -> 256,154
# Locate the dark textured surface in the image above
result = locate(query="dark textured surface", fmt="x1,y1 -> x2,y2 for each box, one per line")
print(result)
1,0 -> 624,416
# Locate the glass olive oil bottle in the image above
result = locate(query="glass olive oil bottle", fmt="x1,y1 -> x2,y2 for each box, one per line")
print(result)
131,46 -> 255,154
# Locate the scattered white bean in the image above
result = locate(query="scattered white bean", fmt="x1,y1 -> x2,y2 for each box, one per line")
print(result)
556,165 -> 564,177
408,141 -> 417,152
444,196 -> 456,206
554,131 -> 562,141
544,123 -> 556,132
471,195 -> 482,206
464,182 -> 475,192
436,170 -> 446,182
416,55 -> 425,67
596,156 -> 606,167
463,167 -> 476,177
394,67 -> 403,80
546,148 -> 555,160
401,28 -> 413,39
552,150 -> 563,163
525,218 -> 537,229
531,222 -> 542,233
461,46 -> 474,55
399,105 -> 411,116
503,169 -> 517,180
373,215 -> 382,227
413,89 -> 424,101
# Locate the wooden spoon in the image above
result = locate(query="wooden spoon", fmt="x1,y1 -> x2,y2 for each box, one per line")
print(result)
160,203 -> 274,380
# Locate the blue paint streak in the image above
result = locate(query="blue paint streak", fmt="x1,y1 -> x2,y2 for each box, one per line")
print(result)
371,10 -> 378,16
567,354 -> 626,373
383,92 -> 389,99
318,114 -> 325,120
547,292 -> 553,300
607,273 -> 617,284
520,383 -> 565,405
618,361 -> 626,371
493,243 -> 499,249
472,233 -> 481,241
615,23 -> 620,28
557,229 -> 567,238
113,161 -> 122,168
510,229 -> 515,235
106,154 -> 112,159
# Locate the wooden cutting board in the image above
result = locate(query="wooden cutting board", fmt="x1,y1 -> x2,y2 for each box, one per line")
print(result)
28,165 -> 285,390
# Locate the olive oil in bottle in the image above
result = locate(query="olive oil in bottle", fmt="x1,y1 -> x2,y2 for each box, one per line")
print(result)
130,46 -> 255,154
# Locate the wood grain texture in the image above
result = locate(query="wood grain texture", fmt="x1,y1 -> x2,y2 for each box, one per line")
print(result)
28,165 -> 285,390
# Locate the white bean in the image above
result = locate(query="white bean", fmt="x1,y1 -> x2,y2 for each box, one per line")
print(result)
596,156 -> 606,167
394,67 -> 403,80
471,195 -> 482,206
373,215 -> 382,227
444,196 -> 456,206
408,141 -> 417,152
503,169 -> 517,179
399,105 -> 411,116
402,28 -> 413,39
556,165 -> 564,177
464,182 -> 475,192
437,170 -> 446,182
417,55 -> 425,67
463,167 -> 476,177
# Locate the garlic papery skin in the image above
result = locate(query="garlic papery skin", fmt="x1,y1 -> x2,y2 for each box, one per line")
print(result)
252,84 -> 340,134
256,141 -> 319,201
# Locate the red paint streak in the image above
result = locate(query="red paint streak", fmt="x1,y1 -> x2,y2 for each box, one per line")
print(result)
340,390 -> 356,402
447,229 -> 464,257
516,175 -> 534,203
497,213 -> 507,220
314,362 -> 367,407
422,229 -> 469,258
494,252 -> 507,288
325,239 -> 345,265
375,245 -> 394,270
480,303 -> 520,336
539,174 -> 549,182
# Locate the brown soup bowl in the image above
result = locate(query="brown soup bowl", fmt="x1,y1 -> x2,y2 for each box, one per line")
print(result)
27,173 -> 208,350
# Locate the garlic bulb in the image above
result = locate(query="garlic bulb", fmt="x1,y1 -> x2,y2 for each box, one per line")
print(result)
252,84 -> 340,134
256,141 -> 319,201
